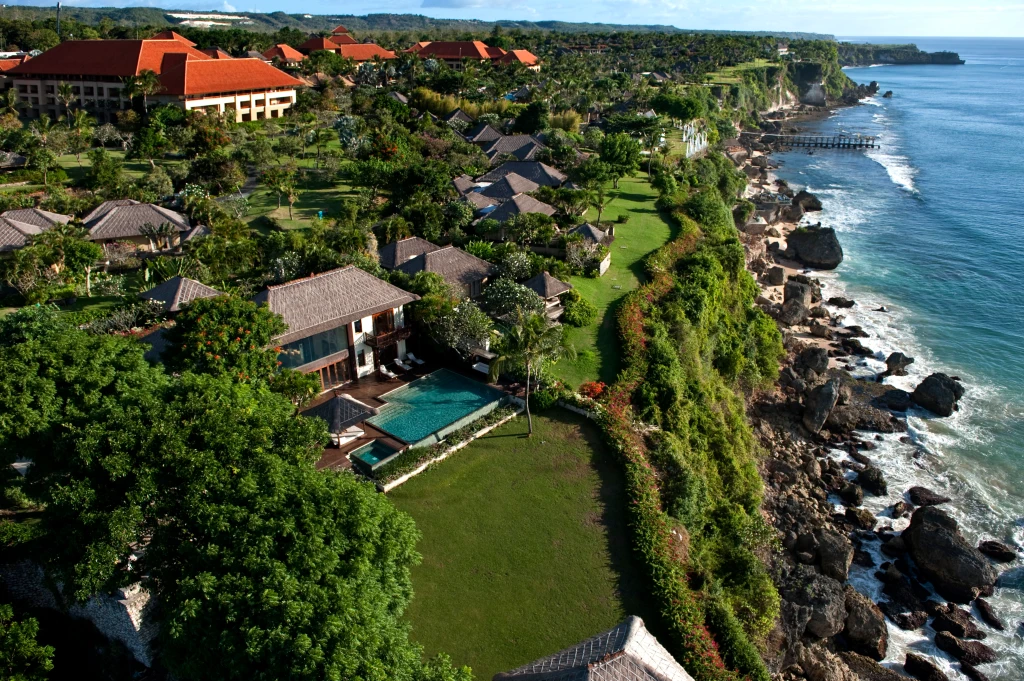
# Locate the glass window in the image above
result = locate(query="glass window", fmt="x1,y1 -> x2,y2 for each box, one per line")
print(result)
354,319 -> 362,333
277,325 -> 346,369
358,349 -> 367,367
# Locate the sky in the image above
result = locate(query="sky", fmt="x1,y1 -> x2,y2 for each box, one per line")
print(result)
13,0 -> 1024,37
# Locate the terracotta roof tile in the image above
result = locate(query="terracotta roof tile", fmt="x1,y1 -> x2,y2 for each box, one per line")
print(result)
139,276 -> 221,312
8,39 -> 211,78
329,33 -> 358,45
262,44 -> 305,62
299,36 -> 340,53
331,24 -> 351,34
499,49 -> 539,66
158,55 -> 303,96
0,55 -> 29,73
151,30 -> 196,46
336,44 -> 396,62
199,47 -> 233,59
253,266 -> 419,345
412,41 -> 501,61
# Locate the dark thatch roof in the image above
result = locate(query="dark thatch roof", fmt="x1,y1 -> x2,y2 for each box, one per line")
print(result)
301,394 -> 375,434
253,266 -> 419,346
396,246 -> 495,289
571,223 -> 608,243
480,135 -> 546,162
444,108 -> 475,125
464,192 -> 498,211
0,217 -> 42,253
378,236 -> 442,270
485,194 -> 556,224
452,174 -> 477,196
139,276 -> 222,312
464,123 -> 503,144
523,271 -> 572,300
492,616 -> 693,681
479,172 -> 540,201
0,208 -> 71,230
477,161 -> 566,187
83,200 -> 190,241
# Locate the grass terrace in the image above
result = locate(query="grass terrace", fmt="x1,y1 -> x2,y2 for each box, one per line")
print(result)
553,175 -> 676,387
389,409 -> 654,679
705,58 -> 774,85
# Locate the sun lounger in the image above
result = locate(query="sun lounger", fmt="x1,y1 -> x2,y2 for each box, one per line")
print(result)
406,353 -> 425,366
472,362 -> 490,375
394,359 -> 412,372
380,365 -> 398,379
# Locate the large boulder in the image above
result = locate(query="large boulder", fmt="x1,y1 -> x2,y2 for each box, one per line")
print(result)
904,653 -> 949,681
934,631 -> 998,665
857,466 -> 888,496
974,598 -> 1005,630
787,570 -> 847,639
785,279 -> 814,307
799,346 -> 830,374
768,265 -> 786,286
788,226 -> 844,269
818,529 -> 854,581
907,486 -> 951,507
933,605 -> 986,640
879,352 -> 914,379
794,189 -> 824,211
911,373 -> 965,417
903,506 -> 998,603
843,586 -> 888,660
804,380 -> 840,433
779,298 -> 809,326
793,642 -> 859,681
977,539 -> 1018,562
840,652 -> 905,681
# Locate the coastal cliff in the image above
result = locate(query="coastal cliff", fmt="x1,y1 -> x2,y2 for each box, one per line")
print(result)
838,43 -> 965,65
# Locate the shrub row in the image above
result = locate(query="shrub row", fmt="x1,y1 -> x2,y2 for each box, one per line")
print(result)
371,405 -> 518,484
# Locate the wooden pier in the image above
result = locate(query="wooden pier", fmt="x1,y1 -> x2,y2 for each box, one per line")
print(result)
741,132 -> 878,149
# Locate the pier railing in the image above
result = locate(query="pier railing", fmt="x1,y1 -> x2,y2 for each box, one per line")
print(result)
741,131 -> 878,149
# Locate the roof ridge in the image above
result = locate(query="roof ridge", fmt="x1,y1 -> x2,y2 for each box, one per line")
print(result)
265,265 -> 357,290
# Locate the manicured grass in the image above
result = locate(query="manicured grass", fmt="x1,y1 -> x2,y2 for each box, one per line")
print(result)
705,58 -> 774,85
553,175 -> 676,387
389,409 -> 652,680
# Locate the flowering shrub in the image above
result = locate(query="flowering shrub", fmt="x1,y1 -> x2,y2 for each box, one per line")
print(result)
578,381 -> 606,400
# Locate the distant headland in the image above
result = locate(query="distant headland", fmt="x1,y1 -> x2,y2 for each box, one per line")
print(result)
838,42 -> 965,65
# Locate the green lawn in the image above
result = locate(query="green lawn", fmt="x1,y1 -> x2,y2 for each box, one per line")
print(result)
553,175 -> 676,387
705,58 -> 774,85
389,409 -> 653,680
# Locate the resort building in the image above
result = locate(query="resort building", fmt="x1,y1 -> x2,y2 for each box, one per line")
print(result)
328,25 -> 358,45
83,200 -> 192,250
139,276 -> 222,313
253,266 -> 419,391
396,246 -> 496,299
492,616 -> 693,681
0,216 -> 43,253
479,134 -> 547,163
524,271 -> 572,321
0,208 -> 71,230
407,41 -> 539,71
262,44 -> 305,64
478,172 -> 540,201
297,36 -> 395,62
477,161 -> 567,187
6,33 -> 303,122
378,236 -> 441,270
484,193 -> 556,224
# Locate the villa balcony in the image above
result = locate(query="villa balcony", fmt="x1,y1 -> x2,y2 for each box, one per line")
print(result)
363,326 -> 412,349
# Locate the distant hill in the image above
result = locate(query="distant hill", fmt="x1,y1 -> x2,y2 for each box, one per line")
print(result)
0,5 -> 833,39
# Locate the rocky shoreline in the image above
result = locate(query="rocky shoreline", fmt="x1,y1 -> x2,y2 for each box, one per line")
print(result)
730,114 -> 1020,681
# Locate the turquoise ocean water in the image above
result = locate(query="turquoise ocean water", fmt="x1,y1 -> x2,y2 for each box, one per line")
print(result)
773,38 -> 1024,678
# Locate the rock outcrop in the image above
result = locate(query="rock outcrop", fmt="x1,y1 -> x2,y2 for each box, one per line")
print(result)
843,586 -> 888,660
907,486 -> 951,507
803,380 -> 840,433
977,540 -> 1017,562
904,653 -> 949,681
933,631 -> 998,665
911,373 -> 965,416
787,226 -> 844,269
902,506 -> 998,602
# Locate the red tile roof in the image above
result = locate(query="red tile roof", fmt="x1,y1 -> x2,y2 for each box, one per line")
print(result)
411,41 -> 506,61
331,24 -> 350,34
298,36 -> 339,54
151,30 -> 196,46
200,48 -> 233,59
0,55 -> 29,73
405,41 -> 430,54
158,55 -> 304,96
263,44 -> 305,62
500,49 -> 539,66
336,44 -> 396,62
329,33 -> 357,45
8,39 -> 211,78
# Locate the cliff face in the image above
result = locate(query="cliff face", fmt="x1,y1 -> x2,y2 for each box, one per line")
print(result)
838,43 -> 964,65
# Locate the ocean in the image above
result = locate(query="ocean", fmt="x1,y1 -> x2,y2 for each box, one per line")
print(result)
772,37 -> 1024,679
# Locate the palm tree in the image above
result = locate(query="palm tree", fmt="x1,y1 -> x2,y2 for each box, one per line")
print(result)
489,310 -> 575,436
29,114 -> 55,149
56,81 -> 76,125
590,184 -> 612,227
1,88 -> 21,117
123,69 -> 163,116
69,110 -> 95,164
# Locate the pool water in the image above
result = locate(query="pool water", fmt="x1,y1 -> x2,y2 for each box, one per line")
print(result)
368,369 -> 505,445
352,440 -> 399,468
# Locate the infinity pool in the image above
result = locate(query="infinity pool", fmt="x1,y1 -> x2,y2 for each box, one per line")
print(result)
368,369 -> 505,446
351,440 -> 400,470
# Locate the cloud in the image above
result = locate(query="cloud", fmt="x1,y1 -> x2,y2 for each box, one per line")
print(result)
222,0 -> 237,10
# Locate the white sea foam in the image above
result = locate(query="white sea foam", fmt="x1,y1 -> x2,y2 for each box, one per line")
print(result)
866,148 -> 919,193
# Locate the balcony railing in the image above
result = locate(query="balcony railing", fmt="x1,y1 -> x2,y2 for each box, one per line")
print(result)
363,326 -> 412,349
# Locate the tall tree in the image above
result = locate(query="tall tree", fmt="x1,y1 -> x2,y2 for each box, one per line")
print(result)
123,69 -> 162,116
0,604 -> 55,681
599,132 -> 642,188
56,81 -> 76,125
489,310 -> 574,435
